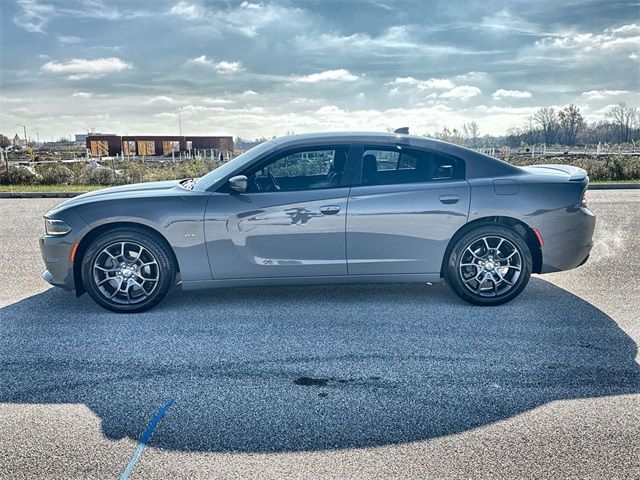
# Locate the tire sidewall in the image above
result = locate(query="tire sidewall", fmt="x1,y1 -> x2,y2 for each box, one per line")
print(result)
81,229 -> 175,313
446,225 -> 532,306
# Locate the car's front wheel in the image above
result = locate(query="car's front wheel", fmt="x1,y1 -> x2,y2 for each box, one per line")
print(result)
81,228 -> 176,313
445,225 -> 532,306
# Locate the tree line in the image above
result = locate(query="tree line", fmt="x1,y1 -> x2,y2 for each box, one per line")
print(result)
431,102 -> 639,148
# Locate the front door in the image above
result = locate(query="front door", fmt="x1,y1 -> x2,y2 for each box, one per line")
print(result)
204,146 -> 352,279
346,145 -> 470,275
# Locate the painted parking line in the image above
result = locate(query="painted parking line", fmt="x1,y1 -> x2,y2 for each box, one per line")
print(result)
119,398 -> 175,480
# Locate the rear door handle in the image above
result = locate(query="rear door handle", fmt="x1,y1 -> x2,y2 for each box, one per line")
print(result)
319,205 -> 340,215
439,195 -> 460,205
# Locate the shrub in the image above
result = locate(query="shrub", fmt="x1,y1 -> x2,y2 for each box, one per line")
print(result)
35,163 -> 74,184
120,161 -> 148,184
502,155 -> 640,181
80,165 -> 119,185
0,166 -> 40,185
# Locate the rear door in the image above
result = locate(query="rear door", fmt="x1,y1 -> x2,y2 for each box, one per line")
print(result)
346,144 -> 470,275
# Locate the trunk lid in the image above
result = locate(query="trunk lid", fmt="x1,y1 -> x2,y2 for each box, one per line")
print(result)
522,164 -> 588,181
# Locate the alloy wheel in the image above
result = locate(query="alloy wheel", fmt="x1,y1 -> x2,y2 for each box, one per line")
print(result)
92,241 -> 160,305
458,235 -> 522,297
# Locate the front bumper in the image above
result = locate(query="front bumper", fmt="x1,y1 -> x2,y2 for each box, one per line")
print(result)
40,235 -> 76,290
539,206 -> 596,273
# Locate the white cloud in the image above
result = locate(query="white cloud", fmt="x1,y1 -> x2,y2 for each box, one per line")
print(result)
41,57 -> 132,80
581,89 -> 630,100
190,55 -> 212,66
454,71 -> 489,82
170,1 -> 309,38
295,69 -> 359,83
14,0 -> 144,33
72,91 -> 93,98
202,97 -> 234,105
296,25 -> 500,57
475,105 -> 540,115
440,85 -> 482,100
145,95 -> 175,104
492,89 -> 533,99
215,61 -> 242,74
169,1 -> 205,20
0,96 -> 23,103
479,8 -> 550,36
13,0 -> 55,33
391,77 -> 455,90
153,112 -> 179,119
520,23 -> 640,64
189,55 -> 243,73
57,35 -> 83,45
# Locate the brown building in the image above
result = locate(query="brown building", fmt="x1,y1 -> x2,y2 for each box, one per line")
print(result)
86,135 -> 234,158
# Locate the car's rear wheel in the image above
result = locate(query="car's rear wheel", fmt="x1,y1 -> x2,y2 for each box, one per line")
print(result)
445,225 -> 532,306
81,228 -> 175,313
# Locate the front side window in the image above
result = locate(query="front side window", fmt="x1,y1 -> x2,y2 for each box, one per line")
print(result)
360,147 -> 464,186
246,147 -> 348,192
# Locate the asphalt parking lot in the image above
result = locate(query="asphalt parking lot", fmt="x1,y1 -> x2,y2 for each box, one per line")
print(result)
0,191 -> 638,479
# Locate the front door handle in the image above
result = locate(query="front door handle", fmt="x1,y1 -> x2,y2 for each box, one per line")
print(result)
439,195 -> 460,205
320,205 -> 340,215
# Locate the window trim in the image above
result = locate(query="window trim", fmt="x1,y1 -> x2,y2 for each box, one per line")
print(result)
352,144 -> 466,187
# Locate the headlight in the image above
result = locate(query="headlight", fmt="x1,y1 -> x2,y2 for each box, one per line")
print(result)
45,218 -> 72,236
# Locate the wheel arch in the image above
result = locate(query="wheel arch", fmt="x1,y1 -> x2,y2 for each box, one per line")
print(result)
73,221 -> 179,297
440,216 -> 542,277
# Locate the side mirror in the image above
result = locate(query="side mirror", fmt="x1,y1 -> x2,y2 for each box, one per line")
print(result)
228,175 -> 248,193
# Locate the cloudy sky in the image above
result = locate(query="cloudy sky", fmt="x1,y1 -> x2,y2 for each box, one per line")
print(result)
1,0 -> 638,141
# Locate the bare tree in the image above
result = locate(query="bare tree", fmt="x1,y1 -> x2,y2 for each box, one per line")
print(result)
463,121 -> 480,147
451,128 -> 464,145
558,104 -> 585,146
533,107 -> 558,145
607,102 -> 638,143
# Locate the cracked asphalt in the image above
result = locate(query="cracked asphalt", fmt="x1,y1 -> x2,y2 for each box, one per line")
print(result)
0,190 -> 639,479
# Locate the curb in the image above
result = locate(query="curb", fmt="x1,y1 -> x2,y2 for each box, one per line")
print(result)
0,192 -> 85,198
588,183 -> 640,190
1,183 -> 639,198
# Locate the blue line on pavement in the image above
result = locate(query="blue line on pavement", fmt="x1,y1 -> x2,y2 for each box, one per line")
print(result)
119,398 -> 175,480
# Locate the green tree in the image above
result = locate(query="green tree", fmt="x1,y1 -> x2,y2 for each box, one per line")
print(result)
0,134 -> 11,149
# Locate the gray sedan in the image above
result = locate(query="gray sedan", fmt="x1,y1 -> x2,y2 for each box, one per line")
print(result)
40,132 -> 595,312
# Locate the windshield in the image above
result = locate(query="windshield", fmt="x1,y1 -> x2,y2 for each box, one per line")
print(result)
194,140 -> 277,191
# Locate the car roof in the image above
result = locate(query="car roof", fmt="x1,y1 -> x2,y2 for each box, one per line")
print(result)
272,131 -> 447,147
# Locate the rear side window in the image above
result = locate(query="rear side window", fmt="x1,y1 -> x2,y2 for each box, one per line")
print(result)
360,147 -> 464,186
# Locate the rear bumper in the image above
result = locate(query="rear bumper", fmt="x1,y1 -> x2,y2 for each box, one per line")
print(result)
40,235 -> 76,290
539,206 -> 596,273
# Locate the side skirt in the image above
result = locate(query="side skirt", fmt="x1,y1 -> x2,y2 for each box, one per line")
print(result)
180,273 -> 443,290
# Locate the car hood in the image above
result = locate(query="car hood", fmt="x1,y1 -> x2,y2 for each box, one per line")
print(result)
47,180 -> 184,216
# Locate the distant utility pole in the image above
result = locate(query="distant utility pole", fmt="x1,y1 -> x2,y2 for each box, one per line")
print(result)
17,123 -> 27,147
178,115 -> 182,136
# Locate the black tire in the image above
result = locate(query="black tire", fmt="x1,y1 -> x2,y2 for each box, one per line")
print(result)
445,225 -> 532,306
81,227 -> 176,313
